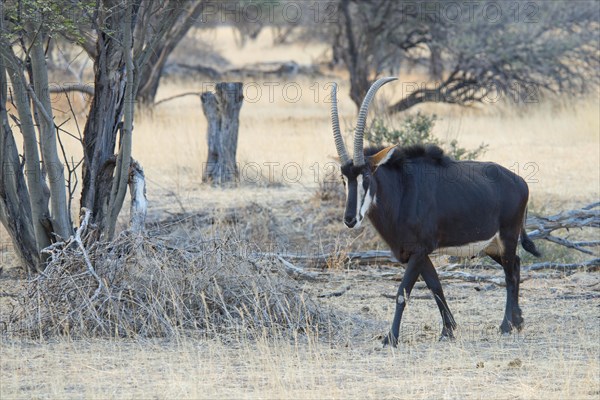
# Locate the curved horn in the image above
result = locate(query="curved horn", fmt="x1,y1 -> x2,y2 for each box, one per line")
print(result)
330,83 -> 351,165
353,77 -> 398,166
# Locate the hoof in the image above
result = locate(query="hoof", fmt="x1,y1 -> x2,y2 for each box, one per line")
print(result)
500,320 -> 513,334
440,328 -> 455,342
512,316 -> 524,332
382,333 -> 398,348
440,328 -> 455,341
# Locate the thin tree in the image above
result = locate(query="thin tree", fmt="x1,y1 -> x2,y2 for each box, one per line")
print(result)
0,0 -> 173,273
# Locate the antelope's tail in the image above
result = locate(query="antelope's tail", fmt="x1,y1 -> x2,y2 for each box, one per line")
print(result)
521,208 -> 541,257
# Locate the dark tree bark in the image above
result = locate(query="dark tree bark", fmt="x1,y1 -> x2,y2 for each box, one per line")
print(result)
80,1 -> 131,236
428,43 -> 443,81
201,92 -> 219,180
201,83 -> 244,184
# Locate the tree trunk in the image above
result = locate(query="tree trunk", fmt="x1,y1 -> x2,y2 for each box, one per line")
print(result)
135,50 -> 163,106
80,1 -> 129,236
428,43 -> 443,81
340,0 -> 365,109
105,0 -> 135,240
201,82 -> 244,184
28,22 -> 72,240
135,1 -> 205,106
0,58 -> 40,273
2,48 -> 52,254
201,92 -> 219,180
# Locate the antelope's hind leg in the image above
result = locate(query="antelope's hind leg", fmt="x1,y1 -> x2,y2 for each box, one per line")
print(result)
420,256 -> 457,340
487,237 -> 523,334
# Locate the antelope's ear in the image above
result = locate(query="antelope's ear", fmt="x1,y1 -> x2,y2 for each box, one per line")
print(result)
368,145 -> 396,168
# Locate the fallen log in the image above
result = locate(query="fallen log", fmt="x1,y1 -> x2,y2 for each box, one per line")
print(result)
260,250 -> 397,266
522,258 -> 600,272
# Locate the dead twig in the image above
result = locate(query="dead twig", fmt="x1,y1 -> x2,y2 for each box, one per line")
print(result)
276,256 -> 320,281
318,285 -> 352,298
154,92 -> 200,106
522,258 -> 600,272
74,208 -> 105,300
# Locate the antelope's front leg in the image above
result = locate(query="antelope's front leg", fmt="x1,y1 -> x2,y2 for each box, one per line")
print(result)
383,254 -> 422,347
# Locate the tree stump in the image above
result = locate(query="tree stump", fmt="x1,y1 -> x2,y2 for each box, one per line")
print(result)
201,82 -> 244,184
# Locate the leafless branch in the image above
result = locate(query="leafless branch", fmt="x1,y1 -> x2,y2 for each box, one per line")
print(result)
48,84 -> 94,97
154,92 -> 200,106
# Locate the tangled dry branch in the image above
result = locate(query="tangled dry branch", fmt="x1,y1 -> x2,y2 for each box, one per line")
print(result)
526,202 -> 600,255
12,218 -> 334,339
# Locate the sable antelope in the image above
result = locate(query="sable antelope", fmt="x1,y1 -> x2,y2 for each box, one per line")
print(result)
330,77 -> 541,347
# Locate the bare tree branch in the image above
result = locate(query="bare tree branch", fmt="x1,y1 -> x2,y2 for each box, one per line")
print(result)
48,83 -> 94,97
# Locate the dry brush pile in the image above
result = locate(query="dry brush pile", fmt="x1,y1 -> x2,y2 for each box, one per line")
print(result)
8,212 -> 335,340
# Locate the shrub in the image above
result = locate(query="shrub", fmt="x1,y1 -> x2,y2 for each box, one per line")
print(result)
364,113 -> 488,160
11,230 -> 335,339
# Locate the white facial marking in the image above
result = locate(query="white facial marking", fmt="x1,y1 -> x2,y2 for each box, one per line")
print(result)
355,175 -> 364,223
355,174 -> 373,228
358,187 -> 373,225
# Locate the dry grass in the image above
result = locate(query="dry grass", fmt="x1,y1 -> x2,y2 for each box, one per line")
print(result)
2,275 -> 598,399
1,27 -> 599,399
8,226 -> 332,340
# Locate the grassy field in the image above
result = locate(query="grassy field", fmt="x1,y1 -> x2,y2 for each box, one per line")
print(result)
1,272 -> 598,399
1,27 -> 599,399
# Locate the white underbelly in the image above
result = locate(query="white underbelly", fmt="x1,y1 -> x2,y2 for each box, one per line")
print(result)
433,232 -> 502,258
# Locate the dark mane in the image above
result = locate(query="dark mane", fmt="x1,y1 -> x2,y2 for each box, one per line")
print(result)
365,144 -> 451,167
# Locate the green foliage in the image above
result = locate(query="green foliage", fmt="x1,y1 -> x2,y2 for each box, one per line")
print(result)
363,113 -> 488,161
1,0 -> 95,44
